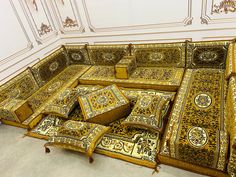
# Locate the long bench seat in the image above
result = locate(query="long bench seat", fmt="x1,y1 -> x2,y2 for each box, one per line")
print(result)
79,66 -> 184,91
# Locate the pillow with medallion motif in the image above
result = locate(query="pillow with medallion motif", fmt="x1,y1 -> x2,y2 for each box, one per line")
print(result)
122,94 -> 169,133
44,120 -> 109,162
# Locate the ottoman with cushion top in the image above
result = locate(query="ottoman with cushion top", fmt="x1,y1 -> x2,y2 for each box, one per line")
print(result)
78,85 -> 130,125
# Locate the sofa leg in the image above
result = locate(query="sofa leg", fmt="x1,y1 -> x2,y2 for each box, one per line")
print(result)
89,157 -> 94,163
45,147 -> 50,153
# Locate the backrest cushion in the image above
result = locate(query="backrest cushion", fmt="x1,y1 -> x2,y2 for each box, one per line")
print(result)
0,69 -> 39,103
132,42 -> 186,67
64,45 -> 90,65
30,46 -> 68,87
186,41 -> 230,69
87,44 -> 129,66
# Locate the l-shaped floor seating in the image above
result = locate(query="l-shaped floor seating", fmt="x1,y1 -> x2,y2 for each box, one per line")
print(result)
1,40 -> 236,177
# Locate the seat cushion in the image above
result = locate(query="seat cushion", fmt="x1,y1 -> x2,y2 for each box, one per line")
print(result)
28,65 -> 90,111
159,69 -> 229,173
78,85 -> 130,125
44,120 -> 109,159
79,66 -> 184,91
21,65 -> 90,128
42,88 -> 79,118
122,94 -> 169,133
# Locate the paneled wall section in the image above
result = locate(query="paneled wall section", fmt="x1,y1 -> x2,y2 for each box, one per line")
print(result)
1,0 -> 236,84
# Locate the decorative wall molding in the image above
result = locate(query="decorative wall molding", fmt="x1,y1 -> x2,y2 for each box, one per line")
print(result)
211,0 -> 236,14
82,0 -> 193,32
0,0 -> 33,66
19,0 -> 58,44
0,38 -> 61,73
201,0 -> 236,24
93,38 -> 193,44
49,0 -> 84,34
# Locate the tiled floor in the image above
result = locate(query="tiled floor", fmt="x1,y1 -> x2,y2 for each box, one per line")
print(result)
0,124 -> 206,177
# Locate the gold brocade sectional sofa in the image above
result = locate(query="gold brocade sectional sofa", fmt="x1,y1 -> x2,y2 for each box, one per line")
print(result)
1,40 -> 236,177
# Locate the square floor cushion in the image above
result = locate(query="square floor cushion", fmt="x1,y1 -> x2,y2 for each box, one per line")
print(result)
44,120 -> 109,162
122,94 -> 169,133
78,84 -> 130,125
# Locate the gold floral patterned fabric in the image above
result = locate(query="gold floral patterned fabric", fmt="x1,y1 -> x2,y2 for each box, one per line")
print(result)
0,99 -> 33,123
27,107 -> 83,139
64,45 -> 91,65
122,94 -> 169,133
45,120 -> 109,159
30,47 -> 68,87
0,69 -> 39,104
96,118 -> 160,168
28,65 -> 90,111
115,57 -> 136,79
225,43 -> 236,79
79,66 -> 184,91
131,42 -> 186,67
76,85 -> 103,95
186,41 -> 230,69
160,69 -> 228,172
226,77 -> 236,177
28,105 -> 161,168
87,45 -> 129,65
42,88 -> 79,118
78,85 -> 130,125
42,85 -> 103,119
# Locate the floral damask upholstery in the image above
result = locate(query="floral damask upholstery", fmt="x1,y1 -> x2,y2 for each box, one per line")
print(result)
28,105 -> 163,168
22,65 -> 90,128
64,45 -> 91,65
115,56 -> 137,79
0,99 -> 33,123
159,69 -> 229,177
122,94 -> 169,133
226,76 -> 236,177
27,65 -> 90,111
44,120 -> 109,161
186,41 -> 230,69
131,42 -> 186,67
0,69 -> 38,123
87,44 -> 129,65
225,42 -> 236,79
30,46 -> 68,87
42,88 -> 79,118
79,66 -> 184,91
78,85 -> 130,125
0,69 -> 39,103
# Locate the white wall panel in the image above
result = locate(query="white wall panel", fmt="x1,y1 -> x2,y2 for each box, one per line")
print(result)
202,0 -> 236,24
83,0 -> 192,32
0,1 -> 32,64
19,0 -> 58,44
49,0 -> 84,33
1,0 -> 236,84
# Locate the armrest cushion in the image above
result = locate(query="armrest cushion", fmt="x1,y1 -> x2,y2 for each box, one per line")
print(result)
225,43 -> 236,79
0,99 -> 33,123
